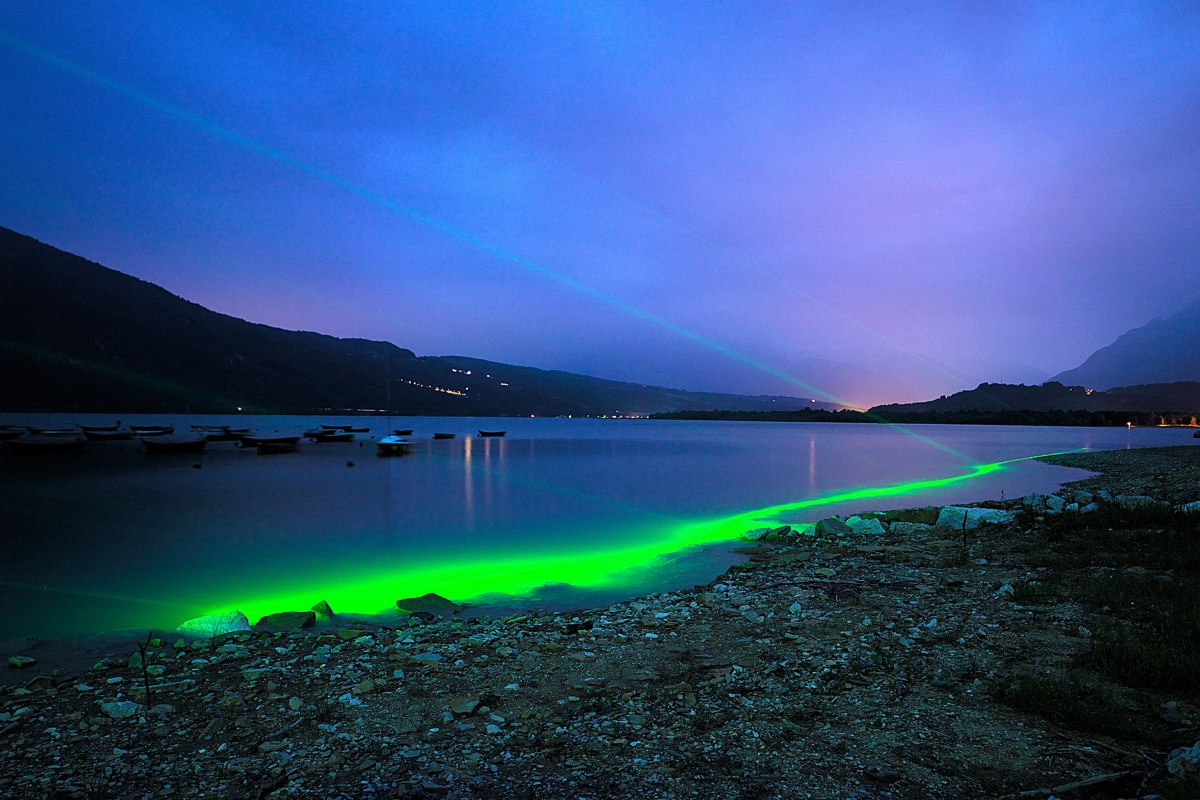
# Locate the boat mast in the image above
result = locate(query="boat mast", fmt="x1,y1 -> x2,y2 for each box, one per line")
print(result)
385,348 -> 392,434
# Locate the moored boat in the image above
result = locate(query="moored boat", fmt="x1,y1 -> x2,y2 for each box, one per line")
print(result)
28,427 -> 79,436
393,429 -> 413,436
257,440 -> 299,454
432,432 -> 456,440
239,434 -> 302,449
0,427 -> 27,441
304,429 -> 355,442
376,435 -> 417,456
141,435 -> 207,453
84,429 -> 133,441
130,424 -> 174,436
5,434 -> 87,453
478,430 -> 507,437
320,424 -> 355,431
80,421 -> 122,432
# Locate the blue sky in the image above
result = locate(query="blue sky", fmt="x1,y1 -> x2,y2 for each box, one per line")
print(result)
2,2 -> 1198,406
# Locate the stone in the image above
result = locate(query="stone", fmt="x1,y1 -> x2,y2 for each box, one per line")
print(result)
1116,494 -> 1158,509
815,517 -> 852,537
845,516 -> 886,536
1065,503 -> 1079,513
127,652 -> 143,670
259,740 -> 288,753
396,593 -> 461,615
1080,502 -> 1099,513
888,521 -> 932,536
1072,490 -> 1094,505
311,600 -> 335,619
1180,500 -> 1200,513
337,629 -> 368,640
935,506 -> 1016,530
739,528 -> 769,541
288,697 -> 303,711
1167,741 -> 1200,777
149,704 -> 175,717
256,611 -> 316,631
351,680 -> 376,695
449,695 -> 481,716
486,724 -> 502,735
1044,495 -> 1065,513
100,701 -> 142,720
813,568 -> 837,578
1022,493 -> 1047,511
176,611 -> 250,639
7,655 -> 35,669
411,652 -> 443,663
765,525 -> 793,541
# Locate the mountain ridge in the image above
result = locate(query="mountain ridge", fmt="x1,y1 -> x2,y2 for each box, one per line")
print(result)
0,226 -> 834,416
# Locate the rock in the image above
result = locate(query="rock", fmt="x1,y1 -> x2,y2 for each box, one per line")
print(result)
486,724 -> 502,735
994,583 -> 1015,598
311,600 -> 335,619
1081,502 -> 1099,513
1072,490 -> 1094,505
864,766 -> 901,782
845,516 -> 886,536
1180,500 -> 1200,513
739,528 -> 769,541
1167,741 -> 1200,777
256,611 -> 316,631
763,525 -> 793,542
396,593 -> 461,615
127,652 -> 143,670
449,695 -> 481,716
352,680 -> 376,695
259,740 -> 288,753
888,521 -> 932,536
935,506 -> 1016,530
288,697 -> 303,711
1022,493 -> 1047,511
337,629 -> 368,640
1044,495 -> 1065,513
813,568 -> 837,578
411,652 -> 443,664
1065,503 -> 1079,513
100,701 -> 142,720
7,655 -> 35,669
176,611 -> 250,639
1115,494 -> 1163,509
815,517 -> 852,537
149,704 -> 174,717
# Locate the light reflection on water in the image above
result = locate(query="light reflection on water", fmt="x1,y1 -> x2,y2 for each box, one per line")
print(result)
0,414 -> 1193,639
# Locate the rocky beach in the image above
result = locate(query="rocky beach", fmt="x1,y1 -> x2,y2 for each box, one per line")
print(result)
3,446 -> 1200,799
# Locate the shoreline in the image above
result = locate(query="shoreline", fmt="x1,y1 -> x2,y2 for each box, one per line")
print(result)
4,446 -> 1200,797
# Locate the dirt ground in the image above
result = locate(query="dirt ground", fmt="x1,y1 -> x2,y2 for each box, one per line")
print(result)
3,446 -> 1200,799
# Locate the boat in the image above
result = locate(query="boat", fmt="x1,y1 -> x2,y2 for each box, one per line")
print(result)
304,429 -> 355,442
238,434 -> 301,448
83,429 -> 133,441
141,435 -> 207,453
346,427 -> 370,433
433,432 -> 456,440
28,427 -> 79,436
5,434 -> 87,453
320,424 -> 355,431
0,427 -> 27,441
190,424 -> 229,433
393,429 -> 413,436
257,441 -> 299,454
478,430 -> 507,437
80,421 -> 122,432
130,424 -> 174,436
376,435 -> 417,456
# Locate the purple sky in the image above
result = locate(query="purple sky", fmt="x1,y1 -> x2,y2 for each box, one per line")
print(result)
2,3 -> 1198,407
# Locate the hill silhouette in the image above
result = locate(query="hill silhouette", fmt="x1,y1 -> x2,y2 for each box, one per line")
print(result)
0,226 -> 832,416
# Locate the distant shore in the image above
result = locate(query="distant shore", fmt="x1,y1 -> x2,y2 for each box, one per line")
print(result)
649,407 -> 1200,426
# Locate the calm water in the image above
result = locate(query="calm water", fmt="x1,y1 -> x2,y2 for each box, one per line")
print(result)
1,414 -> 1194,640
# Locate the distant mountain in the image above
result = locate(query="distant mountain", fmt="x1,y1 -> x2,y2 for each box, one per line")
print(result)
1053,298 -> 1200,389
0,226 -> 834,416
870,380 -> 1200,415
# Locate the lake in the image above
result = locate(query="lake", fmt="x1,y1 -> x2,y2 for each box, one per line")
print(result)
1,414 -> 1194,640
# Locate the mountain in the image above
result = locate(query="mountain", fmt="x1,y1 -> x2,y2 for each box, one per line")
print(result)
0,226 -> 834,416
1053,298 -> 1200,389
870,380 -> 1200,415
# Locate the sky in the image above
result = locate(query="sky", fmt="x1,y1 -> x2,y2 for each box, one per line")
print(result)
1,2 -> 1198,408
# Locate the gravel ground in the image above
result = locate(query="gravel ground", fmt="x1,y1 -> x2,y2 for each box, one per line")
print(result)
3,446 -> 1200,799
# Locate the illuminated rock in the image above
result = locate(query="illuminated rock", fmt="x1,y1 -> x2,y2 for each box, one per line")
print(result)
935,506 -> 1015,530
397,593 -> 461,615
311,600 -> 334,619
256,611 -> 316,631
845,516 -> 886,536
175,611 -> 250,638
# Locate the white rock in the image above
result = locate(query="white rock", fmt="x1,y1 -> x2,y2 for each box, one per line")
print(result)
100,701 -> 142,720
888,521 -> 933,536
1167,741 -> 1200,776
175,611 -> 250,639
1179,500 -> 1200,513
1044,495 -> 1065,513
935,506 -> 1016,530
739,528 -> 769,541
844,516 -> 886,536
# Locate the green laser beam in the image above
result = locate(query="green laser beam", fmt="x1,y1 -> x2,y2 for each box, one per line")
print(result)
205,449 -> 1080,623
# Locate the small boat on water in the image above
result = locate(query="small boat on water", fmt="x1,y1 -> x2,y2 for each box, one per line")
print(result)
191,424 -> 229,433
376,435 -> 417,456
80,421 -> 122,432
393,429 -> 413,436
130,424 -> 174,436
433,432 -> 456,440
141,435 -> 207,453
0,427 -> 27,441
5,434 -> 87,453
346,426 -> 370,433
258,441 -> 299,454
28,427 -> 80,436
239,434 -> 302,448
84,429 -> 133,441
320,424 -> 355,431
304,429 -> 355,442
478,430 -> 507,437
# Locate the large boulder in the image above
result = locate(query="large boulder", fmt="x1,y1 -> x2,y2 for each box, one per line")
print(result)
176,611 -> 250,639
935,506 -> 1016,531
814,517 -> 852,538
397,593 -> 461,615
1115,495 -> 1167,510
845,516 -> 886,536
888,521 -> 932,536
255,611 -> 316,631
